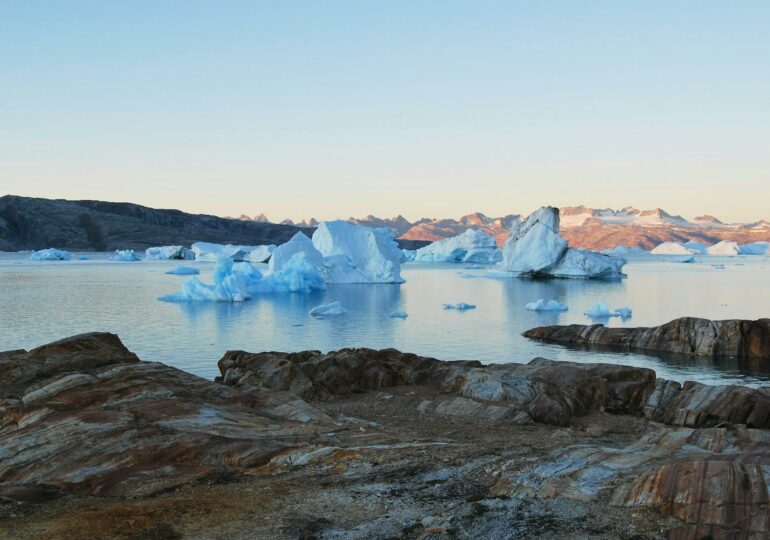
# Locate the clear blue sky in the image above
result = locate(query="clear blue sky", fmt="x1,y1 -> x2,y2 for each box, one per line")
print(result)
1,1 -> 768,222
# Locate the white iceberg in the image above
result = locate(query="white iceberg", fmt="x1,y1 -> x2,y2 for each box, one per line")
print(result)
443,303 -> 476,311
683,241 -> 708,253
650,242 -> 696,255
401,249 -> 417,262
525,299 -> 568,312
602,245 -> 647,255
166,266 -> 200,276
269,232 -> 325,273
739,241 -> 770,255
389,311 -> 408,318
29,248 -> 71,261
706,240 -> 740,256
160,254 -> 326,302
310,301 -> 348,317
312,221 -> 404,283
414,229 -> 502,263
109,250 -> 141,261
145,246 -> 195,260
246,244 -> 276,263
191,242 -> 258,262
500,207 -> 625,279
584,301 -> 632,319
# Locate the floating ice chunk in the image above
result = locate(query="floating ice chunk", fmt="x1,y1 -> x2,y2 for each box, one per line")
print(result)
246,244 -> 276,263
77,256 -> 90,260
109,250 -> 141,261
526,299 -> 568,312
739,241 -> 769,255
548,248 -> 627,279
253,253 -> 327,293
683,241 -> 708,254
145,246 -> 195,260
414,229 -> 502,263
401,249 -> 417,262
269,233 -> 325,273
443,303 -> 476,311
310,301 -> 348,317
614,307 -> 633,319
584,301 -> 615,318
602,245 -> 647,255
313,221 -> 404,283
650,242 -> 696,255
29,248 -> 71,261
191,242 -> 257,262
679,256 -> 696,263
389,311 -> 408,318
706,240 -> 740,256
166,266 -> 200,276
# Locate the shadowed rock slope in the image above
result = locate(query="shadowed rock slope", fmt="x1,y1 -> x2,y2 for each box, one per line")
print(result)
4,335 -> 770,539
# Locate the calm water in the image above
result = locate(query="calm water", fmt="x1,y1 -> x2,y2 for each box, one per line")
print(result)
1,253 -> 769,386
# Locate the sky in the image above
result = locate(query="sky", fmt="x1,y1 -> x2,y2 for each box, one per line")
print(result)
1,1 -> 769,223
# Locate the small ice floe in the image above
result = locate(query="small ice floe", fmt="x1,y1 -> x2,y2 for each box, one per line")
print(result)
77,256 -> 90,260
109,250 -> 141,261
525,299 -> 568,312
679,256 -> 696,264
310,301 -> 348,318
29,248 -> 71,261
166,266 -> 200,276
584,301 -> 632,320
443,303 -> 476,311
389,311 -> 408,319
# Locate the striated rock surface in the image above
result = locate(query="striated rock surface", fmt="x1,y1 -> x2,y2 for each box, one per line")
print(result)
524,316 -> 770,359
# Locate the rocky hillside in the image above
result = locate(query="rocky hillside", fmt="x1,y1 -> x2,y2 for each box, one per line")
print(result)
0,195 -> 312,251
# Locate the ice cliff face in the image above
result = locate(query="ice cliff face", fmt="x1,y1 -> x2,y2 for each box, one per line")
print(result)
145,245 -> 195,260
414,229 -> 502,263
191,242 -> 258,262
500,207 -> 626,279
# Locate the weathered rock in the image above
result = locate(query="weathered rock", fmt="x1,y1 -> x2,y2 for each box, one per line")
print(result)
523,317 -> 770,359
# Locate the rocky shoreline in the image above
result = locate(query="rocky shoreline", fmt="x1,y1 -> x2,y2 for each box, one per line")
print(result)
2,333 -> 770,538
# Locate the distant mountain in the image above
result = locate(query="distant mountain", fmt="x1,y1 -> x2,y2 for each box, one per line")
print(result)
0,195 -> 312,252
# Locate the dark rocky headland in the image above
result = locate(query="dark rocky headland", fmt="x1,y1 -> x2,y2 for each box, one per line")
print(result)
2,329 -> 770,539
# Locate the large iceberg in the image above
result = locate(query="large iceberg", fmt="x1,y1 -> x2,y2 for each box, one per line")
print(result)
650,242 -> 696,255
145,245 -> 195,260
191,242 -> 257,262
109,250 -> 141,261
414,229 -> 502,263
269,232 -> 325,273
29,248 -> 71,261
706,240 -> 740,256
161,254 -> 326,302
499,207 -> 625,279
246,244 -> 276,263
683,241 -> 708,254
739,241 -> 770,255
312,221 -> 404,283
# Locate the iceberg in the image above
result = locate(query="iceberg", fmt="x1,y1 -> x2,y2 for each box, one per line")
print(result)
389,311 -> 408,318
310,301 -> 348,317
312,221 -> 404,283
525,299 -> 568,312
414,229 -> 502,263
145,246 -> 195,260
191,242 -> 258,262
650,242 -> 696,255
401,249 -> 417,262
443,303 -> 476,311
683,241 -> 708,254
499,207 -> 625,279
706,240 -> 740,256
246,244 -> 276,263
166,266 -> 200,276
269,232 -> 325,273
679,256 -> 696,264
584,301 -> 632,319
109,250 -> 141,261
602,245 -> 647,255
614,307 -> 633,319
739,241 -> 770,255
160,254 -> 326,302
29,248 -> 71,261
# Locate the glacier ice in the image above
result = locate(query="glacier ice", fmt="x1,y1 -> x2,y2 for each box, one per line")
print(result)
706,240 -> 740,256
246,244 -> 276,263
526,299 -> 568,312
584,301 -> 632,319
191,242 -> 257,262
739,241 -> 770,255
29,248 -> 71,261
145,246 -> 195,260
401,249 -> 417,262
650,242 -> 696,255
109,250 -> 141,261
389,311 -> 408,318
313,221 -> 404,283
269,232 -> 325,273
683,241 -> 708,254
414,229 -> 502,263
166,266 -> 200,276
310,301 -> 348,317
443,303 -> 476,311
499,207 -> 625,279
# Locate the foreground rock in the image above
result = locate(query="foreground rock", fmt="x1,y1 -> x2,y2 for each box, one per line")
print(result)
523,316 -> 770,359
4,335 -> 770,539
